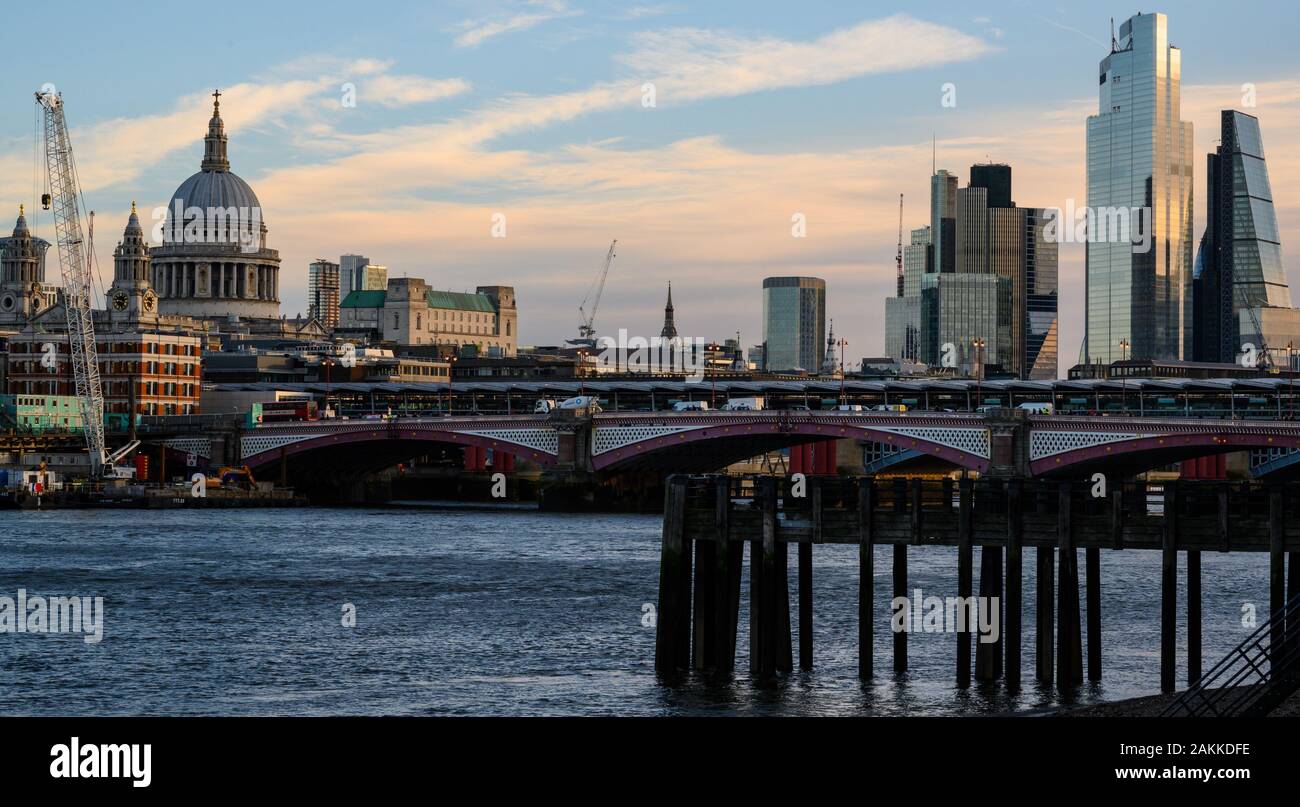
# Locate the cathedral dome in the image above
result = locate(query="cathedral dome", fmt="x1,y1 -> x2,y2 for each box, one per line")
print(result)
169,169 -> 261,213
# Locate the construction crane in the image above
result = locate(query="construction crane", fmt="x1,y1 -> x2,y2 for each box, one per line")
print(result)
577,239 -> 617,343
36,89 -> 126,478
895,193 -> 904,297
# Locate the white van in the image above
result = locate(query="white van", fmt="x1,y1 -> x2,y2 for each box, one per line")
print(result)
533,399 -> 558,414
1017,402 -> 1054,415
559,395 -> 602,413
836,404 -> 865,412
672,400 -> 710,412
720,397 -> 763,411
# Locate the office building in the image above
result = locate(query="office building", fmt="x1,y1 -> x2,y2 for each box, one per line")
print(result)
308,259 -> 341,330
761,276 -> 825,372
1085,11 -> 1194,364
338,278 -> 518,357
341,254 -> 388,298
1193,110 -> 1300,367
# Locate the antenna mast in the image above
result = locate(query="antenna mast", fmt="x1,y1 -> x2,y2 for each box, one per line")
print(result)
895,193 -> 904,297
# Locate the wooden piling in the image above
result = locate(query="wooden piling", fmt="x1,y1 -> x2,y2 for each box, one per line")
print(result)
956,476 -> 973,688
893,544 -> 907,673
858,479 -> 874,680
1161,481 -> 1179,693
976,544 -> 1002,681
776,533 -> 793,674
1036,545 -> 1054,683
1005,479 -> 1023,690
712,478 -> 734,677
692,538 -> 715,671
1057,481 -> 1082,686
1187,549 -> 1201,685
655,477 -> 689,676
800,481 -> 818,670
1270,485 -> 1285,655
758,477 -> 778,683
1086,546 -> 1101,682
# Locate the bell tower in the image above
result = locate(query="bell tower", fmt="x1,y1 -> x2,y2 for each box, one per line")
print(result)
0,205 -> 52,325
109,202 -> 157,321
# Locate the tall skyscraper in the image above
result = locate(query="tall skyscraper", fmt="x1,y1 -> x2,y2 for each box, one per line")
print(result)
1024,208 -> 1059,379
762,276 -> 825,372
308,259 -> 341,329
930,170 -> 958,274
1085,11 -> 1194,364
885,226 -> 932,363
1194,110 -> 1300,366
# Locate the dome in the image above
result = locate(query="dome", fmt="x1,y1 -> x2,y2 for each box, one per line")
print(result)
169,169 -> 261,212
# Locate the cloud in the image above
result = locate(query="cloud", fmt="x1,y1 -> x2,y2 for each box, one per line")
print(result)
454,1 -> 580,48
364,75 -> 472,108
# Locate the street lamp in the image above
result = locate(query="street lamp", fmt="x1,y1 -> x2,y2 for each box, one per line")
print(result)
837,337 -> 849,406
1288,341 -> 1295,420
971,338 -> 985,408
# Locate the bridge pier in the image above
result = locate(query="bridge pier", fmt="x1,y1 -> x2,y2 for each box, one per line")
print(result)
1057,483 -> 1083,688
1005,479 -> 1023,690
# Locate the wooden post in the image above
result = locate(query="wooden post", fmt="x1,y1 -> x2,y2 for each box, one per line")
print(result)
655,477 -> 688,676
800,481 -> 818,670
759,477 -> 778,683
1036,545 -> 1054,683
1270,485 -> 1285,656
1161,481 -> 1179,693
956,476 -> 973,687
910,477 -> 924,544
1086,546 -> 1101,682
776,533 -> 793,674
712,478 -> 734,677
1005,479 -> 1022,691
1057,481 -> 1082,687
1110,487 -> 1124,550
1217,484 -> 1230,553
1187,549 -> 1201,685
692,534 -> 715,671
859,478 -> 874,680
976,544 -> 1001,681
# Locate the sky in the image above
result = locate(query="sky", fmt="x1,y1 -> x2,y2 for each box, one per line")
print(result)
2,1 -> 1298,374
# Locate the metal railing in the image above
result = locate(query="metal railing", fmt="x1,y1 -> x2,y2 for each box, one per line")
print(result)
1162,592 -> 1300,717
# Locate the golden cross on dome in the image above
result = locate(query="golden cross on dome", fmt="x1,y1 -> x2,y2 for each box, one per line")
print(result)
212,88 -> 221,113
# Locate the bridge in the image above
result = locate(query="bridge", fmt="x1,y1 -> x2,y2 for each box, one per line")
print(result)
143,409 -> 1300,484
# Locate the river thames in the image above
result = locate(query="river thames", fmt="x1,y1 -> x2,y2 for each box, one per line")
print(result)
0,507 -> 1272,715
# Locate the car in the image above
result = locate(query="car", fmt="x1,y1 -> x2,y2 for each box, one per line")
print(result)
672,400 -> 710,412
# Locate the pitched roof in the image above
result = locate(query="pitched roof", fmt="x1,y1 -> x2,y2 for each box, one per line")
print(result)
424,290 -> 496,313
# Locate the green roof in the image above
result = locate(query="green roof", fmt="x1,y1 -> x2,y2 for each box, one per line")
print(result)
424,290 -> 496,313
339,288 -> 497,313
340,290 -> 386,308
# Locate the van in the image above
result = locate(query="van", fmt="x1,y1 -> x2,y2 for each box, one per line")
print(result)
720,397 -> 763,411
1017,402 -> 1054,415
533,399 -> 558,414
870,404 -> 907,413
559,395 -> 602,413
836,404 -> 865,412
672,400 -> 710,412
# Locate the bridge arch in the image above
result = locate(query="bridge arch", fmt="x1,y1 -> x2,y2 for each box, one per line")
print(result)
591,415 -> 990,473
1029,418 -> 1300,477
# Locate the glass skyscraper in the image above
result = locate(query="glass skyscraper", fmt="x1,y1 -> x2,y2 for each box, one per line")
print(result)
1194,110 -> 1300,366
762,276 -> 825,372
1085,12 -> 1194,364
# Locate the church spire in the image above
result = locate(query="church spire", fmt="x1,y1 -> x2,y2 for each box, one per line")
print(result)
660,281 -> 677,339
201,89 -> 230,173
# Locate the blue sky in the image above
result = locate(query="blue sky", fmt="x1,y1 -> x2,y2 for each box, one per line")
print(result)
2,1 -> 1298,370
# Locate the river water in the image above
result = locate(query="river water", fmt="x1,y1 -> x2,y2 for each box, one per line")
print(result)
0,507 -> 1271,715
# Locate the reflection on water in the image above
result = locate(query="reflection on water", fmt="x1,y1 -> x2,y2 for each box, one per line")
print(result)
0,507 -> 1268,715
